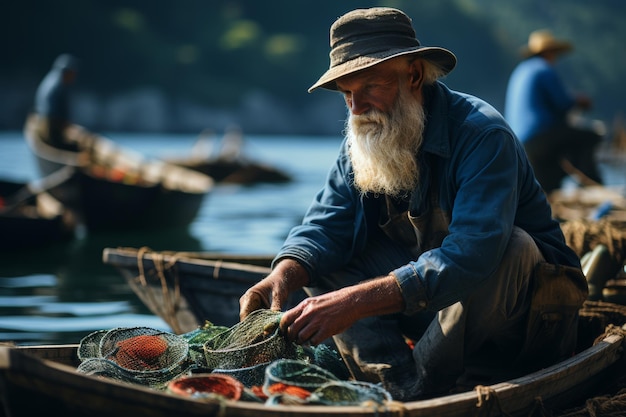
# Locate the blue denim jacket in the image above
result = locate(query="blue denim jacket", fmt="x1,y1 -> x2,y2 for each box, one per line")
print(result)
276,82 -> 579,314
504,56 -> 576,143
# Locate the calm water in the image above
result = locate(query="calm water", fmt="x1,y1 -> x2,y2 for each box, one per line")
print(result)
2,129 -> 624,347
0,130 -> 342,345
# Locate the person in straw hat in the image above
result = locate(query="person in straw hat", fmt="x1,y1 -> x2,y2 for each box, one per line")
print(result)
505,29 -> 603,193
240,8 -> 586,401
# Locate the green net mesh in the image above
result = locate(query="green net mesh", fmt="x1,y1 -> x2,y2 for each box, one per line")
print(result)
262,359 -> 392,406
72,313 -> 375,405
303,343 -> 351,381
263,358 -> 339,392
204,309 -> 297,371
308,381 -> 393,406
77,326 -> 190,388
212,361 -> 272,388
76,329 -> 108,361
181,321 -> 229,367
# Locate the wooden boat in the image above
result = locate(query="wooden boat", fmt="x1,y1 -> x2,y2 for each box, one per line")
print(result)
0,173 -> 76,250
0,316 -> 624,416
23,114 -> 214,232
168,156 -> 292,185
5,246 -> 610,416
102,244 -> 626,336
164,128 -> 292,185
102,246 -> 277,333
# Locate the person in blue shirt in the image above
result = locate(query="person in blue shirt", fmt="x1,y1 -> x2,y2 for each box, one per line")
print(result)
34,54 -> 81,151
239,8 -> 587,401
504,30 -> 603,193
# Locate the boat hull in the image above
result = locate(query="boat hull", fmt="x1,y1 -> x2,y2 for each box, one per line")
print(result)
0,328 -> 624,417
23,114 -> 213,232
0,178 -> 75,250
102,247 -> 279,333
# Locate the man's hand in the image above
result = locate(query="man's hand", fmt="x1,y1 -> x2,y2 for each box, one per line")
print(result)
280,274 -> 406,346
239,258 -> 309,321
280,287 -> 359,346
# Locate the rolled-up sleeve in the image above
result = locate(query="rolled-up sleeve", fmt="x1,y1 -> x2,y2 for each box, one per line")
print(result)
392,263 -> 429,314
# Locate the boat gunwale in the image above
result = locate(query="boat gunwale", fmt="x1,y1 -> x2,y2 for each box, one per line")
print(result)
102,247 -> 274,276
0,326 -> 624,416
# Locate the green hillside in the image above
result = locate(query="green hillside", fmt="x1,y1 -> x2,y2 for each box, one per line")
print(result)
1,0 -> 623,134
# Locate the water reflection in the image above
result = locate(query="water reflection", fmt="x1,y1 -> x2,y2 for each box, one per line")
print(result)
0,227 -> 201,344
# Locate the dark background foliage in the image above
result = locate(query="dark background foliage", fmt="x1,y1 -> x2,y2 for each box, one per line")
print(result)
1,0 -> 623,135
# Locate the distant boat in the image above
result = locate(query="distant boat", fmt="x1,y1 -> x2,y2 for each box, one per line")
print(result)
23,114 -> 214,232
0,172 -> 76,250
164,127 -> 292,185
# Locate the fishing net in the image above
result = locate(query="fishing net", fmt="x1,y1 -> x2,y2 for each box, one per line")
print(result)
203,310 -> 297,372
76,329 -> 107,361
577,300 -> 626,352
181,320 -> 229,367
166,373 -> 244,401
201,309 -> 299,387
263,358 -> 338,395
76,326 -> 190,388
212,361 -> 272,388
72,312 -> 355,405
308,380 -> 393,406
201,309 -> 350,388
301,342 -> 351,381
262,359 -> 392,406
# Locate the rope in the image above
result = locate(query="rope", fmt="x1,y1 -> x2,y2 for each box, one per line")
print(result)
135,247 -> 184,334
377,400 -> 407,416
554,324 -> 626,417
556,389 -> 626,417
157,251 -> 185,334
136,246 -> 150,287
474,385 -> 512,417
560,218 -> 626,266
594,323 -> 626,345
213,260 -> 223,279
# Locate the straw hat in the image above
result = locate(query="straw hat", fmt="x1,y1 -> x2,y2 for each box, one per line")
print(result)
521,30 -> 573,58
309,7 -> 457,92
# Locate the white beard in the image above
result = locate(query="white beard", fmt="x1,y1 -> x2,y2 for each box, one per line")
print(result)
346,87 -> 426,198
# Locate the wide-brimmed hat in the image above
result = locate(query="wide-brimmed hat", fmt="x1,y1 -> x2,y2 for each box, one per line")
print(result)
521,30 -> 573,58
309,7 -> 457,92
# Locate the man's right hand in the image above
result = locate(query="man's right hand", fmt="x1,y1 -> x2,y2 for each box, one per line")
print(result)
239,258 -> 310,321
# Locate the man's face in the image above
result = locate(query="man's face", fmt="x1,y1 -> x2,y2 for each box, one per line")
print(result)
338,60 -> 426,197
336,59 -> 405,117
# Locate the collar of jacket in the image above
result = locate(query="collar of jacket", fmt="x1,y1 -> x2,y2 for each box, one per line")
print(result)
421,82 -> 452,159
